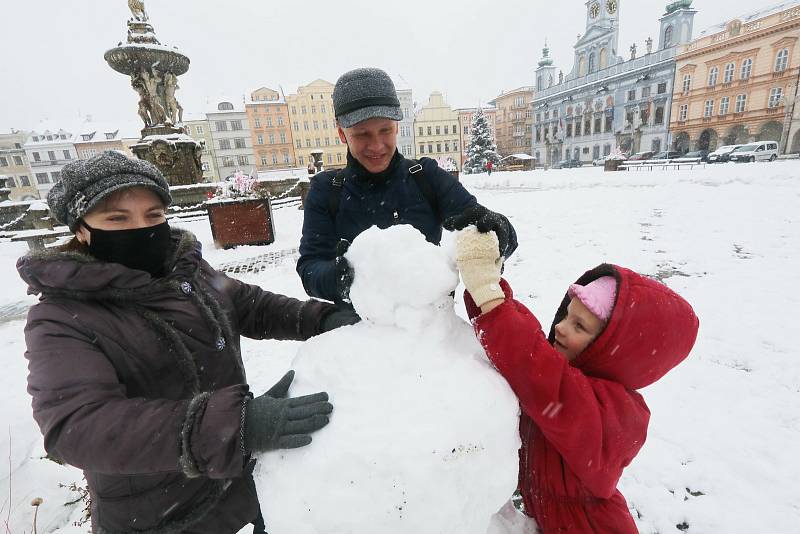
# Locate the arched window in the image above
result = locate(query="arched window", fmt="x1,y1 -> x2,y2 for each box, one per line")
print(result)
775,49 -> 789,72
599,48 -> 608,69
537,75 -> 543,90
741,58 -> 753,80
218,102 -> 234,111
724,62 -> 735,83
664,26 -> 674,48
588,53 -> 596,74
708,66 -> 719,87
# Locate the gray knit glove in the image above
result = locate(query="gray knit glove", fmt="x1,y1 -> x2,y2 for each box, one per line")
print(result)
243,371 -> 333,452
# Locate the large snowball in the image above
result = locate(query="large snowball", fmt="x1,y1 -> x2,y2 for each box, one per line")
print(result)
253,225 -> 520,533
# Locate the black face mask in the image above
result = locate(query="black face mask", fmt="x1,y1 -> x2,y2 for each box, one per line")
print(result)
82,221 -> 172,278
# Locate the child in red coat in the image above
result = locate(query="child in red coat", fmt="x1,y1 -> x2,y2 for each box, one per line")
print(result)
455,228 -> 699,533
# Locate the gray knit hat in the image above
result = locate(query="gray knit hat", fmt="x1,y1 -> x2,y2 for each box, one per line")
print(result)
333,68 -> 403,128
47,150 -> 172,229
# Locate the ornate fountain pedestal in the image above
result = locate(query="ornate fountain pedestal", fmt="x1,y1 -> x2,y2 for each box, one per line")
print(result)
104,9 -> 203,186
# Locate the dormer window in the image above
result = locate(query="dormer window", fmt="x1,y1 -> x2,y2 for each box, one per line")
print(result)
105,132 -> 117,139
218,102 -> 235,111
82,134 -> 93,141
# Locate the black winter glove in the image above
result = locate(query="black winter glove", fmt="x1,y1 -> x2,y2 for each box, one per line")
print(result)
334,239 -> 355,306
243,371 -> 333,452
443,205 -> 516,257
320,306 -> 361,333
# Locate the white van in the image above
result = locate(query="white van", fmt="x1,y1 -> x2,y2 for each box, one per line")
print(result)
729,141 -> 779,163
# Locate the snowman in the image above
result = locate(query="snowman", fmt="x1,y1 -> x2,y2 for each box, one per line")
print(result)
252,225 -> 521,533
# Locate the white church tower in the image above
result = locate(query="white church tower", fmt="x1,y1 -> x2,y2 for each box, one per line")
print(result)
570,0 -> 621,79
658,0 -> 697,50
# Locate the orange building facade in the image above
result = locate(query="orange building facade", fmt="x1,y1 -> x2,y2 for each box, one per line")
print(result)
245,87 -> 296,170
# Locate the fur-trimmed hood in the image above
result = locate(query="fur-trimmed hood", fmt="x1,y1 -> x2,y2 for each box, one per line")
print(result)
547,264 -> 699,390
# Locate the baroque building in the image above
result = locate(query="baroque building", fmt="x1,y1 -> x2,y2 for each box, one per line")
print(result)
531,0 -> 697,165
490,86 -> 536,159
414,92 -> 461,169
246,87 -> 296,171
670,1 -> 800,154
286,79 -> 347,170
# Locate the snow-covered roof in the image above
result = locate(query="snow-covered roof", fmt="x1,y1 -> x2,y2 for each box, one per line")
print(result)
697,0 -> 800,37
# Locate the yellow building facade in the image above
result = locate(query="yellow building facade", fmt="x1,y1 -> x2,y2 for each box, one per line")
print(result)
184,117 -> 220,182
670,3 -> 800,153
414,92 -> 461,169
286,80 -> 348,170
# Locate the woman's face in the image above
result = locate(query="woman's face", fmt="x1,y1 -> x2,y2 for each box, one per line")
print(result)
76,187 -> 166,244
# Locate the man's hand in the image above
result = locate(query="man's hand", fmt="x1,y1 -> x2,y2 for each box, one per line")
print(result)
334,239 -> 354,306
455,227 -> 504,309
243,371 -> 333,452
444,205 -> 514,257
319,306 -> 361,333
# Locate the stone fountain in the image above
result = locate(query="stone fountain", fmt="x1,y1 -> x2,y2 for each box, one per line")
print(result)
104,0 -> 203,186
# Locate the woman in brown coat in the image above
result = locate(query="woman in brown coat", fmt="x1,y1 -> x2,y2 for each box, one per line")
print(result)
17,151 -> 356,533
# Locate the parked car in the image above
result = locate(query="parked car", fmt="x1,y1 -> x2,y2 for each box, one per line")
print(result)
652,150 -> 682,160
628,151 -> 655,161
707,145 -> 742,163
728,141 -> 780,163
592,157 -> 606,166
680,150 -> 709,162
553,159 -> 583,169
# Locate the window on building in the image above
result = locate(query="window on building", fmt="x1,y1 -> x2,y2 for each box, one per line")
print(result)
291,106 -> 297,114
13,155 -> 23,165
231,120 -> 243,130
306,139 -> 312,148
254,118 -> 261,128
325,137 -> 330,146
628,89 -> 636,101
327,154 -> 332,164
463,125 -> 469,135
719,97 -> 729,116
658,82 -> 668,94
195,125 -> 204,135
418,127 -> 423,136
33,152 -> 41,162
428,144 -> 433,153
47,151 -> 56,161
741,58 -> 753,80
735,94 -> 747,113
605,114 -> 613,132
296,139 -> 302,149
36,172 -> 49,184
315,138 -> 321,147
679,104 -> 688,121
266,117 -> 273,127
419,144 -> 425,154
278,117 -> 284,126
427,127 -> 432,136
515,95 -> 525,107
4,176 -> 15,187
704,99 -> 714,117
280,132 -> 287,143
682,74 -> 692,93
323,119 -> 329,130
642,86 -> 651,98
708,66 -> 718,86
313,121 -> 319,130
769,87 -> 783,108
20,175 -> 31,187
269,134 -> 275,144
445,142 -> 450,152
321,104 -> 327,113
222,156 -> 235,167
293,121 -> 299,131
219,139 -> 232,150
434,143 -> 440,153
575,122 -> 581,136
257,135 -> 264,145
603,144 -> 611,156
237,155 -> 249,166
445,125 -> 450,135
303,121 -> 309,131
301,106 -> 307,114
0,156 -> 7,166
299,156 -> 304,165
664,25 -> 674,48
594,117 -> 602,133
215,121 -> 228,131
337,153 -> 343,163
261,155 -> 268,165
311,105 -> 316,114
434,126 -> 439,135
272,153 -> 279,164
775,49 -> 789,72
724,62 -> 735,84
284,152 -> 290,164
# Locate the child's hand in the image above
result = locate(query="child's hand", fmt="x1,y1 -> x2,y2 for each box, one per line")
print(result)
456,227 -> 504,308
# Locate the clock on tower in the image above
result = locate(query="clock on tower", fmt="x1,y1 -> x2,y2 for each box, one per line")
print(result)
590,2 -> 600,18
606,0 -> 618,14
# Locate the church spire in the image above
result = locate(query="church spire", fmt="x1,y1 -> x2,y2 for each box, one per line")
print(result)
538,40 -> 554,67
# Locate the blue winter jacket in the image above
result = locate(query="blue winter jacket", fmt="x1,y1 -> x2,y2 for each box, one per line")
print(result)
298,151 -> 515,301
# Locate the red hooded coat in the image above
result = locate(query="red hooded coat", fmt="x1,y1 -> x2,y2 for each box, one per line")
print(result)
465,264 -> 699,533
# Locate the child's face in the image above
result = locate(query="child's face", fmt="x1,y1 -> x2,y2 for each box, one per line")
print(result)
553,297 -> 606,361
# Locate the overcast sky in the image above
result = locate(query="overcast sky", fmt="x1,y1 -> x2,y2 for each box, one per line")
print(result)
0,0 -> 772,133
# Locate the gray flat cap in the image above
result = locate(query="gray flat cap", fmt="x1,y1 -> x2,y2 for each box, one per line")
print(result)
47,150 -> 172,229
333,68 -> 403,128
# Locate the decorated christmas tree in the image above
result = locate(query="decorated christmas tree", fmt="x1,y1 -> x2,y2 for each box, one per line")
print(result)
463,108 -> 500,174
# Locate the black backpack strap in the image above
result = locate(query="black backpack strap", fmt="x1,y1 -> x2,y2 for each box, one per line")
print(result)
327,170 -> 347,219
407,158 -> 440,222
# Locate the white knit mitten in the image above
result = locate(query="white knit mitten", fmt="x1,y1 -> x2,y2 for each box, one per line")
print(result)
456,227 -> 504,307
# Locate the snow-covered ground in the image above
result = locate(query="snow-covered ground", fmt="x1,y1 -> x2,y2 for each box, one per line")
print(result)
1,161 -> 799,533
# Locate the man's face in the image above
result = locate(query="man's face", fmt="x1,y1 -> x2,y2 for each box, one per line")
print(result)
553,297 -> 606,361
337,118 -> 398,174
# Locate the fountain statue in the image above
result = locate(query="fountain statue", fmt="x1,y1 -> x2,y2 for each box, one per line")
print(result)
104,1 -> 203,186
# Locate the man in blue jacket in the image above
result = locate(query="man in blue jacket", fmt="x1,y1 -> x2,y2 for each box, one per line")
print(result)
297,67 -> 517,305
